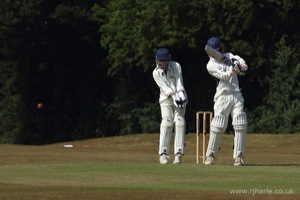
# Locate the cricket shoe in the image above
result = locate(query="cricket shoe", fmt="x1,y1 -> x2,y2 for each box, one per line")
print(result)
204,155 -> 215,165
173,153 -> 182,164
159,153 -> 169,164
234,154 -> 244,166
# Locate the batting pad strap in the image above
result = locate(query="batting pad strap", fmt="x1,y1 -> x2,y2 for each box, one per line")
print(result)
211,114 -> 227,133
233,112 -> 247,130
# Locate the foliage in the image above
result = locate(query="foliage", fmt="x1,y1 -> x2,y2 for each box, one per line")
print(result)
0,0 -> 110,144
95,0 -> 300,135
96,0 -> 207,76
0,62 -> 20,143
0,0 -> 300,144
248,36 -> 300,133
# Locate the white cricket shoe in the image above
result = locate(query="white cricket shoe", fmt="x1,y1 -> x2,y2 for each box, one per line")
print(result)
234,157 -> 244,166
173,153 -> 182,164
204,155 -> 214,165
159,154 -> 169,164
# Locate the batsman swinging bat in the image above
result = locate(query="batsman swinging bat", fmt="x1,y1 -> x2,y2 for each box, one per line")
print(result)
205,45 -> 232,66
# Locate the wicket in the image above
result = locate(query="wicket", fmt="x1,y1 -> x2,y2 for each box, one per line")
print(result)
196,111 -> 213,164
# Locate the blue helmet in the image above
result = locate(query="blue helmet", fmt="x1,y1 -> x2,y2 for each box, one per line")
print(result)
207,37 -> 222,51
156,48 -> 170,61
156,48 -> 171,70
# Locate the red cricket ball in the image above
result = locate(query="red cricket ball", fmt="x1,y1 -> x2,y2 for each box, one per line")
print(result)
37,103 -> 43,109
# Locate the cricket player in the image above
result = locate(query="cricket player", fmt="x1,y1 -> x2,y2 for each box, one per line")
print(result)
152,48 -> 188,164
205,37 -> 248,166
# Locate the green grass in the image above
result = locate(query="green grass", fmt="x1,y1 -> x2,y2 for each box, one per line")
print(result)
0,134 -> 299,199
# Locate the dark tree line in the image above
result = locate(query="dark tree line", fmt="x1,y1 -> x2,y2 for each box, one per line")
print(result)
0,0 -> 299,144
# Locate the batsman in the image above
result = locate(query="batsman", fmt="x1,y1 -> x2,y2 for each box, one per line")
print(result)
204,37 -> 248,166
153,48 -> 188,164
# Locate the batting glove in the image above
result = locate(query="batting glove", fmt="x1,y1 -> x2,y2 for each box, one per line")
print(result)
232,61 -> 241,75
172,91 -> 187,108
239,64 -> 248,76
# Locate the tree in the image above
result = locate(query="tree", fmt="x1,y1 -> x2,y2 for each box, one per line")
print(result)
94,0 -> 300,135
0,0 -> 110,144
249,36 -> 300,133
0,0 -> 42,143
1,0 -> 300,144
93,0 -> 213,134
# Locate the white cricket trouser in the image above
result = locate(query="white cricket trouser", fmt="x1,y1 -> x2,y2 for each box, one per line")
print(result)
159,98 -> 186,155
206,93 -> 247,159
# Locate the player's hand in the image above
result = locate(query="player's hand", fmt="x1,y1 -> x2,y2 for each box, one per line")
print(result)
232,59 -> 241,75
173,92 -> 187,108
172,94 -> 179,107
232,57 -> 248,76
239,64 -> 248,76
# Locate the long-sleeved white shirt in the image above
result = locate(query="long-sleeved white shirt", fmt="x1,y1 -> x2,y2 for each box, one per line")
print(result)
207,52 -> 245,101
153,61 -> 186,103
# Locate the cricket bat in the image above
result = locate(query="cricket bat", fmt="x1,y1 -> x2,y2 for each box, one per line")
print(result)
205,45 -> 232,66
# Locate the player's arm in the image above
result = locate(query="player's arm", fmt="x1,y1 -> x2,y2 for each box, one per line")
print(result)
231,55 -> 249,76
207,62 -> 236,81
174,63 -> 186,93
174,63 -> 188,107
152,68 -> 174,97
205,45 -> 248,76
